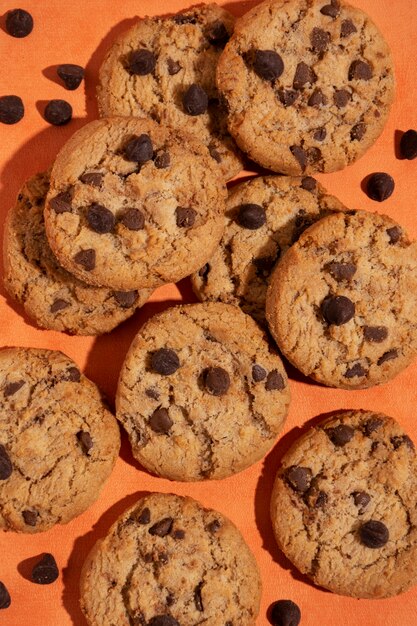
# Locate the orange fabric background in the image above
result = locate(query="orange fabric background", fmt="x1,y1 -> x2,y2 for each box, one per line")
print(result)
0,1 -> 416,624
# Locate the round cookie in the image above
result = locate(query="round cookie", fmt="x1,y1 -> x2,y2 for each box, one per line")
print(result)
3,171 -> 152,335
266,209 -> 417,389
97,4 -> 243,181
216,0 -> 395,174
44,117 -> 226,291
80,492 -> 262,626
116,302 -> 290,481
192,175 -> 347,323
270,410 -> 417,598
0,347 -> 120,533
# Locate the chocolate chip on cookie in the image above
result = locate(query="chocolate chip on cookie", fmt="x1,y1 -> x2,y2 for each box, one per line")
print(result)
377,349 -> 398,366
341,19 -> 357,37
310,28 -> 331,53
320,0 -> 340,18
325,261 -> 356,282
293,62 -> 317,89
49,188 -> 73,214
182,84 -> 208,116
252,49 -> 284,81
87,204 -> 115,234
203,367 -> 230,396
22,509 -> 38,526
149,408 -> 173,434
124,134 -> 153,163
0,445 -> 12,480
285,466 -> 312,493
386,226 -> 402,244
349,60 -> 373,81
128,49 -> 156,75
252,364 -> 267,382
237,203 -> 266,229
176,207 -> 197,228
352,491 -> 371,513
77,431 -> 93,455
321,295 -> 355,325
79,172 -> 103,187
363,326 -> 388,343
265,370 -> 285,391
325,424 -> 354,446
206,20 -> 230,46
359,520 -> 389,548
149,517 -> 173,537
74,249 -> 96,271
151,349 -> 180,376
4,380 -> 24,397
120,208 -> 145,231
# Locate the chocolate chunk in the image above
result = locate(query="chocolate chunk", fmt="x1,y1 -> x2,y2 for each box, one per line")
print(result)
301,176 -> 316,191
112,291 -> 137,308
311,28 -> 331,53
345,363 -> 367,378
237,203 -> 266,229
320,0 -> 340,17
167,58 -> 181,75
313,128 -> 327,141
359,520 -> 389,548
341,19 -> 357,37
151,349 -> 179,376
352,491 -> 371,513
22,510 -> 38,526
0,445 -> 12,481
194,583 -> 204,611
137,507 -> 151,524
400,129 -> 417,160
308,89 -> 327,107
252,49 -> 284,81
5,8 -> 33,37
183,84 -> 208,116
120,207 -> 145,231
149,517 -> 173,537
49,189 -> 73,214
0,581 -> 11,609
366,172 -> 395,202
128,49 -> 156,75
363,417 -> 383,436
206,20 -> 229,46
333,89 -> 350,108
44,100 -> 72,125
285,466 -> 312,493
252,365 -> 267,382
4,380 -> 24,397
79,172 -> 103,187
203,367 -> 230,396
207,519 -> 221,533
50,299 -> 70,313
31,554 -> 59,585
270,600 -> 301,626
154,151 -> 171,168
321,295 -> 355,325
325,424 -> 354,446
208,144 -> 221,163
87,203 -> 115,234
386,226 -> 402,244
0,95 -> 24,124
351,122 -> 366,141
290,145 -> 307,171
349,60 -> 373,81
265,370 -> 285,391
391,435 -> 414,451
293,62 -> 317,89
66,367 -> 81,382
76,431 -> 93,455
325,261 -> 357,282
124,134 -> 153,163
277,89 -> 299,107
377,349 -> 398,366
149,408 -> 173,434
176,207 -> 196,228
74,249 -> 96,271
57,64 -> 84,90
148,617 -> 180,626
145,388 -> 160,400
363,325 -> 388,343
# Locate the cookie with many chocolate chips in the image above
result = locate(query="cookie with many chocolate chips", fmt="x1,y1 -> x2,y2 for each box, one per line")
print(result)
116,302 -> 290,480
44,117 -> 226,290
0,348 -> 120,533
271,410 -> 417,598
3,171 -> 152,334
266,210 -> 417,388
97,4 -> 243,181
191,175 -> 346,323
80,492 -> 261,625
217,0 -> 394,174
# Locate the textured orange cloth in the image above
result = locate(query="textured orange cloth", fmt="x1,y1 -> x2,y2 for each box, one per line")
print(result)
0,1 -> 416,624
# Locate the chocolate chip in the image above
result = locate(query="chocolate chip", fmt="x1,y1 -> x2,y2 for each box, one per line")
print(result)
77,431 -> 93,455
74,249 -> 96,271
149,408 -> 173,434
301,176 -> 316,191
313,128 -> 326,141
386,226 -> 402,244
79,172 -> 103,187
391,435 -> 415,451
400,129 -> 417,160
120,207 -> 145,231
325,424 -> 354,446
325,261 -> 357,282
167,58 -> 181,75
198,264 -> 210,280
305,487 -> 328,509
320,0 -> 340,17
345,362 -> 367,378
145,388 -> 160,400
351,122 -> 366,141
0,445 -> 12,481
236,203 -> 266,229
270,600 -> 301,626
208,144 -> 222,163
87,203 -> 115,234
50,299 -> 70,313
128,49 -> 156,75
203,367 -> 230,396
194,583 -> 204,611
341,19 -> 357,37
31,554 -> 59,585
0,95 -> 24,124
290,145 -> 307,171
124,134 -> 153,163
366,172 -> 394,202
22,510 -> 38,526
321,295 -> 355,325
285,466 -> 312,493
66,367 -> 81,382
207,519 -> 221,533
172,13 -> 197,24
113,290 -> 137,308
4,380 -> 24,397
253,253 -> 279,275
377,349 -> 398,365
265,370 -> 285,391
149,517 -> 173,537
363,326 -> 388,343
307,147 -> 322,164
44,100 -> 72,125
148,617 -> 180,626
5,8 -> 33,37
0,582 -> 11,609
137,507 -> 151,524
277,89 -> 299,107
333,89 -> 350,108
183,84 -> 208,116
154,151 -> 171,168
57,64 -> 84,90
151,349 -> 180,375
363,417 -> 383,436
50,189 -> 73,214
359,520 -> 389,548
206,20 -> 229,46
349,60 -> 373,81
252,49 -> 284,81
172,529 -> 185,539
352,491 -> 371,513
308,89 -> 327,107
176,207 -> 196,228
293,62 -> 317,89
311,28 -> 331,53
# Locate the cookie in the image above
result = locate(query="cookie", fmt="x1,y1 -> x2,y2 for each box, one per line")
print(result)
266,209 -> 417,389
270,410 -> 417,598
216,0 -> 395,174
0,347 -> 120,533
43,117 -> 226,290
97,4 -> 243,181
116,302 -> 290,481
192,175 -> 346,323
80,492 -> 262,625
3,171 -> 152,335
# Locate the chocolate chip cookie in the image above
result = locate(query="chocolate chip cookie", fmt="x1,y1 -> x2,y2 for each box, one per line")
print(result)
217,0 -> 395,174
3,171 -> 151,334
97,4 -> 243,181
271,410 -> 417,598
80,492 -> 261,625
116,302 -> 290,480
266,209 -> 417,389
192,175 -> 346,323
0,347 -> 120,533
43,117 -> 226,290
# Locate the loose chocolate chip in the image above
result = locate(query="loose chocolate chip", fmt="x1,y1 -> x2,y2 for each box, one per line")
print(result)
77,431 -> 93,455
198,264 -> 210,280
313,127 -> 327,141
203,367 -> 230,396
87,203 -> 115,234
252,365 -> 267,382
57,64 -> 84,90
377,349 -> 398,366
44,99 -> 72,125
154,151 -> 171,168
66,367 -> 81,382
308,89 -> 327,107
167,58 -> 181,75
236,203 -> 266,230
325,424 -> 354,446
113,290 -> 137,308
345,363 -> 367,378
325,261 -> 357,282
208,144 -> 222,163
137,507 -> 151,524
151,348 -> 180,375
349,60 -> 373,81
391,435 -> 415,451
270,600 -> 301,626
277,89 -> 299,107
50,299 -> 70,313
311,27 -> 331,53
363,417 -> 383,436
148,617 -> 180,626
79,172 -> 103,187
128,49 -> 156,75
0,445 -> 12,481
400,129 -> 417,160
321,295 -> 355,325
176,207 -> 197,228
301,176 -> 316,191
31,554 -> 59,585
149,408 -> 173,434
149,517 -> 173,537
206,20 -> 229,46
124,134 -> 153,163
0,95 -> 24,124
207,519 -> 221,533
265,370 -> 285,391
363,325 -> 388,343
341,19 -> 357,37
293,62 -> 317,90
120,207 -> 145,231
50,189 -> 73,214
5,8 -> 33,37
183,84 -> 208,115
74,249 -> 96,271
366,172 -> 395,202
22,510 -> 38,526
290,145 -> 307,171
351,122 -> 366,141
4,380 -> 24,397
285,466 -> 312,493
194,583 -> 204,611
333,89 -> 350,108
145,387 -> 160,400
360,520 -> 389,548
352,491 -> 371,513
252,49 -> 284,81
386,226 -> 402,244
0,582 -> 11,609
